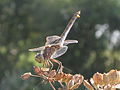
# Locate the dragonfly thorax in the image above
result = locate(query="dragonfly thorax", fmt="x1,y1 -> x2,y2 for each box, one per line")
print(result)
43,45 -> 60,60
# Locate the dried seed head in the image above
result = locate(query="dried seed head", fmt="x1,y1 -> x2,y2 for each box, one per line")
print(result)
90,70 -> 120,89
21,72 -> 31,80
72,74 -> 83,84
67,74 -> 84,90
92,72 -> 103,85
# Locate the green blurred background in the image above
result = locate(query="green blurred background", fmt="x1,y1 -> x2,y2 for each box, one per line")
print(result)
0,0 -> 120,90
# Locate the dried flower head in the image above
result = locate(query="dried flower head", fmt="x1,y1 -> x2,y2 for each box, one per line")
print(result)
85,70 -> 120,90
67,74 -> 84,90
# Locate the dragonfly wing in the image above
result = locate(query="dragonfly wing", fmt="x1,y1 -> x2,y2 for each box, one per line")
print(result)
63,40 -> 78,46
29,46 -> 45,52
52,46 -> 68,59
45,35 -> 61,45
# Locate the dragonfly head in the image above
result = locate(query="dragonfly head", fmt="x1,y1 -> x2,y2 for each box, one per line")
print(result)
35,53 -> 44,63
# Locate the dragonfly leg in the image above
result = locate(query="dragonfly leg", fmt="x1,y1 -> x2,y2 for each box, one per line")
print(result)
58,81 -> 64,88
49,81 -> 56,90
48,60 -> 53,71
50,59 -> 63,73
57,61 -> 63,73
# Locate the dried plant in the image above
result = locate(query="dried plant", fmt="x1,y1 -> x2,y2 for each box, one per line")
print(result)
83,70 -> 120,90
21,66 -> 84,90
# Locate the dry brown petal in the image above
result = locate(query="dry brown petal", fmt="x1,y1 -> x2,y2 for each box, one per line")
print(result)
104,84 -> 116,90
54,73 -> 65,81
21,72 -> 31,80
103,70 -> 119,85
47,70 -> 56,78
61,74 -> 73,83
33,66 -> 50,76
113,84 -> 120,89
67,74 -> 84,90
70,83 -> 81,90
72,74 -> 83,84
41,67 -> 50,72
33,66 -> 45,76
68,80 -> 81,90
103,74 -> 109,85
93,72 -> 104,85
83,80 -> 94,90
67,79 -> 74,89
107,70 -> 120,85
33,66 -> 41,74
105,70 -> 115,84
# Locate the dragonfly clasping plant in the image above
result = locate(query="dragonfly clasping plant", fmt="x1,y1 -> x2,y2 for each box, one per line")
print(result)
21,11 -> 84,90
28,11 -> 80,73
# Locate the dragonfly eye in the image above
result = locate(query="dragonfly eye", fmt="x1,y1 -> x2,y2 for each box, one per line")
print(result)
35,53 -> 44,63
35,53 -> 42,58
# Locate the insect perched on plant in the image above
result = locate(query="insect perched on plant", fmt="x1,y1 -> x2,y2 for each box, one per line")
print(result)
29,11 -> 80,72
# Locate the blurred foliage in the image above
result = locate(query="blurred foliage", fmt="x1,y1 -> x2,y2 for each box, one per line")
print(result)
0,0 -> 120,89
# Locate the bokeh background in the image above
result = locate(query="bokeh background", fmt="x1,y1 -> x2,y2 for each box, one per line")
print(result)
0,0 -> 120,90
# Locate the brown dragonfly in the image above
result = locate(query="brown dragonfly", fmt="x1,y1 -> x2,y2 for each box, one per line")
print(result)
29,11 -> 80,72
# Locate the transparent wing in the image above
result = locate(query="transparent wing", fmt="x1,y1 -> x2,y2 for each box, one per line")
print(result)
45,35 -> 61,45
63,40 -> 78,46
52,46 -> 68,58
29,46 -> 45,52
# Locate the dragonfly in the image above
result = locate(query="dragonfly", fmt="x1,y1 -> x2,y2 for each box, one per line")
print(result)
29,11 -> 80,72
